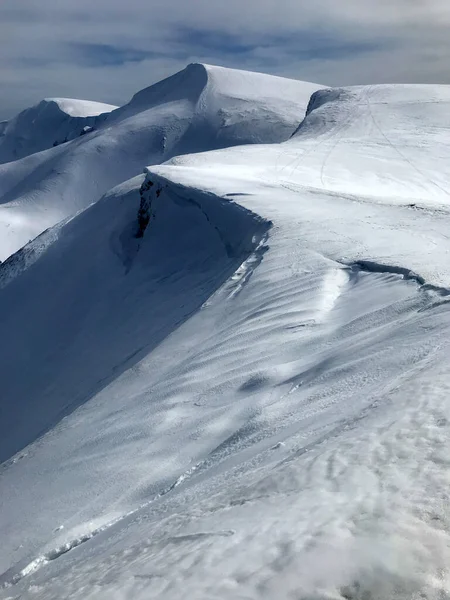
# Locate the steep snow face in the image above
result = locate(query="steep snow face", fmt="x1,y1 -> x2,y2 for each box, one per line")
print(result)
0,172 -> 268,465
2,82 -> 450,600
110,62 -> 211,119
0,98 -> 117,164
0,64 -> 321,261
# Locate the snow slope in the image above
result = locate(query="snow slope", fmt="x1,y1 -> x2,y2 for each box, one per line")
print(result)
2,82 -> 450,600
0,64 -> 321,261
0,98 -> 117,164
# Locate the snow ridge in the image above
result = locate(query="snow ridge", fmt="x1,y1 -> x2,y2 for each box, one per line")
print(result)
0,172 -> 270,466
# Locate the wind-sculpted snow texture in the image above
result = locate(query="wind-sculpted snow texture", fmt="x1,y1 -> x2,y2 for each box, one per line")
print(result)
0,64 -> 320,260
2,75 -> 450,600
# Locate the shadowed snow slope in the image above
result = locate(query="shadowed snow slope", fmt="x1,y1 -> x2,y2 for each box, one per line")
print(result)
0,98 -> 117,164
3,83 -> 450,600
0,174 -> 268,466
0,63 -> 320,260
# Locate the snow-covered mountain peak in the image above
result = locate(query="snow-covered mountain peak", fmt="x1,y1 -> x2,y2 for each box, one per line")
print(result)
116,62 -> 210,117
0,97 -> 117,164
111,62 -> 321,131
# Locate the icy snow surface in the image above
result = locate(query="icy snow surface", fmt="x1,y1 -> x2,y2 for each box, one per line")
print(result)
1,78 -> 450,600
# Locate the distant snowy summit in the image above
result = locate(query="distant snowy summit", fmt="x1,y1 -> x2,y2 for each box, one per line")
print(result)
0,98 -> 117,163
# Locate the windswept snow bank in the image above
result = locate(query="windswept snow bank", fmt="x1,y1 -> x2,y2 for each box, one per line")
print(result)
0,172 -> 269,531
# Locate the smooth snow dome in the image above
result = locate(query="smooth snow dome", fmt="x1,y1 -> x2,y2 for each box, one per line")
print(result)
0,63 -> 321,261
2,67 -> 450,600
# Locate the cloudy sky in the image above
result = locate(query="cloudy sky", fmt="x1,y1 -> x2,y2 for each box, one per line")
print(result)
1,0 -> 450,120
